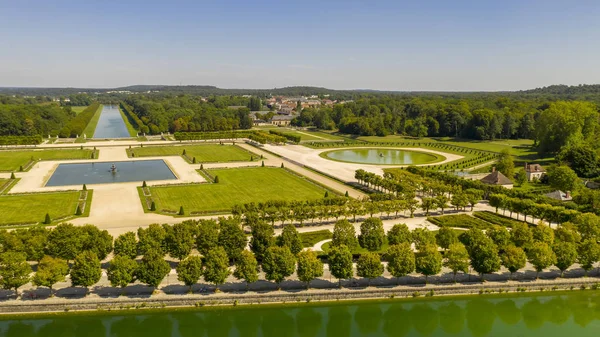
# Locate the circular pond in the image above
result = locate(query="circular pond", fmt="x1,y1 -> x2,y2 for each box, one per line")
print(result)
323,148 -> 443,165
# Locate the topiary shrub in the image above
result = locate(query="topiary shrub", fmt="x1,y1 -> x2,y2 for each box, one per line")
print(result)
10,172 -> 15,179
150,201 -> 156,211
324,191 -> 329,198
345,191 -> 349,197
19,165 -> 23,172
178,206 -> 185,215
200,164 -> 204,170
142,180 -> 147,188
182,149 -> 186,155
90,152 -> 94,159
43,213 -> 51,225
75,205 -> 82,216
82,184 -> 87,191
281,163 -> 284,168
192,157 -> 196,163
214,176 -> 219,183
261,161 -> 265,167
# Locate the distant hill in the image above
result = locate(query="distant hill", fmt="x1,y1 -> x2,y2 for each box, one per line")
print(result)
1,84 -> 600,100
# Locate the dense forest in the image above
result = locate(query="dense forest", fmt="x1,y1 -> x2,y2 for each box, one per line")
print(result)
0,98 -> 74,136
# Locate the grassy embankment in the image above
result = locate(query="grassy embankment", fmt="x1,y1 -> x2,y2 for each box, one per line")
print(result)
81,104 -> 104,138
127,144 -> 258,163
144,167 -> 332,214
118,105 -> 139,137
0,149 -> 96,172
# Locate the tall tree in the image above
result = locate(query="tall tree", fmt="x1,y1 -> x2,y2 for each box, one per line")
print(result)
415,245 -> 442,283
218,217 -> 247,262
296,250 -> 324,289
0,252 -> 31,297
386,243 -> 415,283
176,255 -> 203,293
262,246 -> 295,288
332,219 -> 358,249
412,228 -> 436,250
496,149 -> 515,179
511,223 -> 533,248
356,252 -> 384,286
277,224 -> 303,255
136,250 -> 170,290
249,220 -> 275,260
233,250 -> 259,290
436,227 -> 458,250
80,224 -> 113,260
137,224 -> 167,256
527,242 -> 556,278
532,223 -> 554,245
501,245 -> 527,279
469,235 -> 501,280
32,256 -> 69,295
328,245 -> 353,287
165,222 -> 196,261
70,250 -> 102,293
444,243 -> 470,282
107,255 -> 138,289
546,165 -> 580,192
358,217 -> 385,251
45,223 -> 82,261
114,231 -> 138,259
387,223 -> 412,245
202,247 -> 231,290
196,219 -> 220,256
577,239 -> 600,275
553,241 -> 578,277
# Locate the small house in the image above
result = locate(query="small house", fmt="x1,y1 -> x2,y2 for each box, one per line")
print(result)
480,168 -> 513,189
544,190 -> 572,202
524,163 -> 545,181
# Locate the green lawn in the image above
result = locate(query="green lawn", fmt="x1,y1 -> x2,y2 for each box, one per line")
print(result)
71,106 -> 88,115
0,191 -> 82,225
82,104 -> 104,138
0,149 -> 96,172
147,167 -> 331,214
298,230 -> 333,248
127,144 -> 257,163
118,105 -> 139,137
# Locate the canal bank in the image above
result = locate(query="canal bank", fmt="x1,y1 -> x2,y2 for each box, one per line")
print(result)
0,277 -> 598,315
0,289 -> 598,337
93,105 -> 131,139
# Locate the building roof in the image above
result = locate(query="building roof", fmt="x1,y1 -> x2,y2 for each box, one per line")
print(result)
544,190 -> 572,201
272,115 -> 295,121
525,163 -> 545,173
480,171 -> 513,186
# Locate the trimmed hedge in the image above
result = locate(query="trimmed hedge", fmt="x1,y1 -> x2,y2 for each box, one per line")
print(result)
427,214 -> 493,229
0,135 -> 43,146
472,211 -> 526,228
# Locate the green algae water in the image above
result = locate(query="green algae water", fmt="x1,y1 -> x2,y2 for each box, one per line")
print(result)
324,148 -> 440,165
0,291 -> 598,337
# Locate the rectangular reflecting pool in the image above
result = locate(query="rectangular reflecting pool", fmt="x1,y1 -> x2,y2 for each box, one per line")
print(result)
93,105 -> 131,138
45,160 -> 177,186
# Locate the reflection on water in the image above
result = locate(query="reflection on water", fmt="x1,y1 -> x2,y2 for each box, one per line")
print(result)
45,160 -> 176,186
92,104 -> 131,138
326,149 -> 438,165
1,292 -> 598,337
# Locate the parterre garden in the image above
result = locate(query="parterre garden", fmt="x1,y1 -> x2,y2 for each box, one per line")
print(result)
0,148 -> 97,172
142,167 -> 333,215
427,211 -> 529,230
127,144 -> 257,163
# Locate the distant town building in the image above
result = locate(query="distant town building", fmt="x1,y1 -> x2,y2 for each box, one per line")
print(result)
524,163 -> 545,181
271,115 -> 295,126
480,168 -> 513,189
544,190 -> 572,202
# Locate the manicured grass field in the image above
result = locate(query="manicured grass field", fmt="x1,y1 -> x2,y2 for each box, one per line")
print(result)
82,104 -> 104,138
118,106 -> 138,137
147,167 -> 331,214
128,144 -> 257,163
320,239 -> 390,254
0,191 -> 81,225
298,230 -> 333,248
0,149 -> 95,172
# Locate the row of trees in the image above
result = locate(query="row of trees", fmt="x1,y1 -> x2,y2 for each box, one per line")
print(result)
58,102 -> 101,138
3,216 -> 598,296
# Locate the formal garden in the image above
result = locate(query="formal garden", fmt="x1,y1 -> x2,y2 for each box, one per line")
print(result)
141,167 -> 336,215
126,144 -> 258,163
0,148 -> 97,172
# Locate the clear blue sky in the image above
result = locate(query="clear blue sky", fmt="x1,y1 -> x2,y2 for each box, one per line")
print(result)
1,0 -> 599,91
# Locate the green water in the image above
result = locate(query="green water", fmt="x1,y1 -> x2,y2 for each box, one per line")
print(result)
324,148 -> 440,165
1,291 -> 598,337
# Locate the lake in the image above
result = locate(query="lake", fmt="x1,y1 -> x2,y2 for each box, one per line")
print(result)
45,160 -> 176,186
324,148 -> 441,165
92,105 -> 131,138
0,291 -> 598,337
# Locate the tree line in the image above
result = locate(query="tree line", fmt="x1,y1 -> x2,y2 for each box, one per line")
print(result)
0,214 -> 598,297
